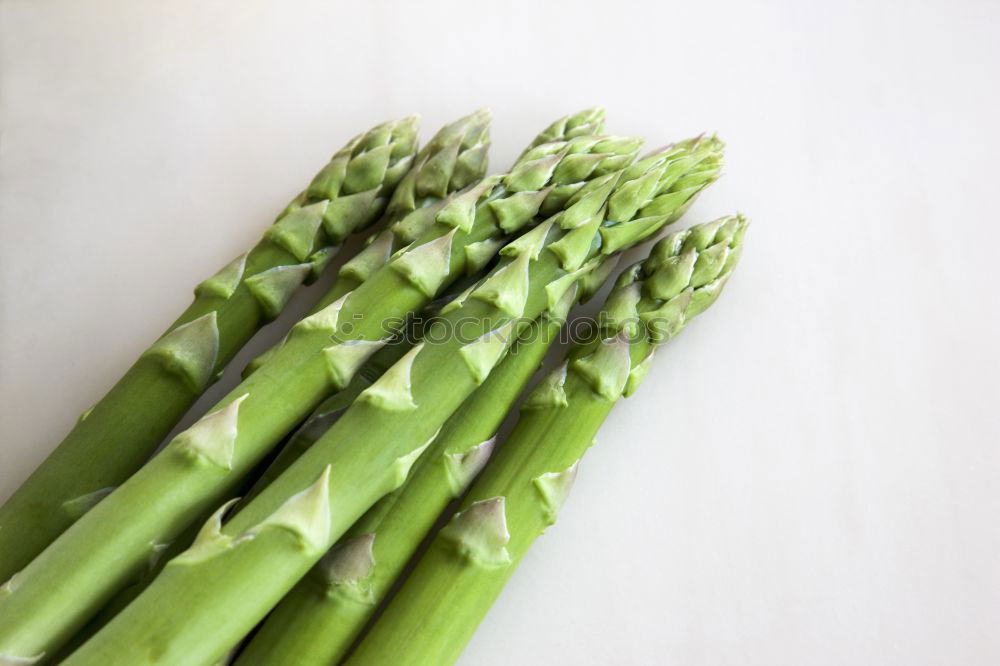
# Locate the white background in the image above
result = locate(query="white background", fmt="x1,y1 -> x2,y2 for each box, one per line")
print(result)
2,1 -> 998,664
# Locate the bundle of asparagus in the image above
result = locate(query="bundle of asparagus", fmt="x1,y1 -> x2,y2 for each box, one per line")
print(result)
0,116 -> 421,581
346,214 -> 746,665
60,130 -> 722,666
0,107 -> 631,661
234,298 -> 576,666
0,105 -> 747,666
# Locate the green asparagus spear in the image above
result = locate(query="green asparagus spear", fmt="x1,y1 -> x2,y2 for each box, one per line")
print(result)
235,309 -> 573,666
0,117 -> 419,581
61,137 -> 722,666
345,214 -> 747,666
0,114 -> 627,663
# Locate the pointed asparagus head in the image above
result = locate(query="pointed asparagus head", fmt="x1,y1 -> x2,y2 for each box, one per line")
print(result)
523,107 -> 606,154
502,132 -> 725,317
382,123 -> 644,310
296,116 -> 421,242
496,135 -> 643,236
385,132 -> 642,305
559,213 -> 746,402
598,134 -> 726,255
605,213 -> 747,344
386,109 -> 493,227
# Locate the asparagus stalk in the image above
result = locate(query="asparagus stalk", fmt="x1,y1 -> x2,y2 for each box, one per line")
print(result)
235,309 -> 573,666
345,214 -> 748,666
62,137 -> 723,666
244,283 -> 471,504
0,114 -> 627,663
0,117 -> 420,581
240,274 -> 491,504
51,324 -> 423,663
244,339 -> 414,498
232,247 -> 611,666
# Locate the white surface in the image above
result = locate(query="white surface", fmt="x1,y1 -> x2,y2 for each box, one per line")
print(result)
2,1 -> 998,664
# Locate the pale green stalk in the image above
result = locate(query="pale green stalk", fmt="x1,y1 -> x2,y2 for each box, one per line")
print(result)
49,337 -> 417,663
345,214 -> 748,666
241,280 -> 478,505
244,341 -> 412,498
0,113 -> 625,663
62,136 -> 722,666
235,312 -> 569,666
0,117 -> 419,581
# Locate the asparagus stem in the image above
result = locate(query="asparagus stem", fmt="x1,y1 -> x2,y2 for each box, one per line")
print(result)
50,334 -> 418,662
55,290 -> 452,659
235,313 -> 566,666
345,215 -> 747,666
243,336 -> 416,502
0,117 -> 420,582
0,111 -> 624,663
61,137 -> 722,666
